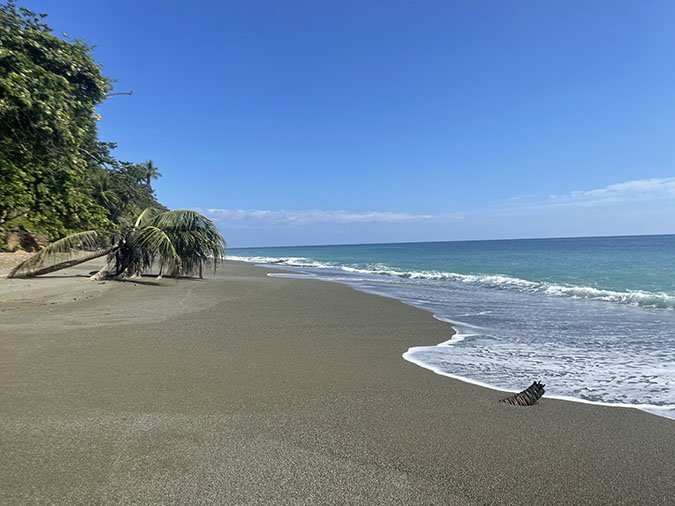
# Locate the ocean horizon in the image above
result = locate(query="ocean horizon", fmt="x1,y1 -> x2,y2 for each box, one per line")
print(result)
232,232 -> 675,250
229,234 -> 675,420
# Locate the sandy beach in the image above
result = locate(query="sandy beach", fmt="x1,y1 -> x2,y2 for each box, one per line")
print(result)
1,260 -> 673,505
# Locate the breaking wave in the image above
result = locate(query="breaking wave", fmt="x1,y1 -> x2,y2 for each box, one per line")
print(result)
227,255 -> 675,310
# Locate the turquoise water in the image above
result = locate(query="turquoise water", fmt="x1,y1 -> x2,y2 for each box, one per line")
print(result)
229,235 -> 675,419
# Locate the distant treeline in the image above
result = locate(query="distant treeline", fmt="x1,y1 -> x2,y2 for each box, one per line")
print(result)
0,1 -> 165,251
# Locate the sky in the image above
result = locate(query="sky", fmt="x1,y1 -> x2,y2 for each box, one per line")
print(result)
23,0 -> 675,247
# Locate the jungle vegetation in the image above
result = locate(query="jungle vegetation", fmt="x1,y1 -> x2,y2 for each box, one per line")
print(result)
1,1 -> 225,277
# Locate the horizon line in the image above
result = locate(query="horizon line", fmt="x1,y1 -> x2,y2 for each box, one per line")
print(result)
227,232 -> 675,250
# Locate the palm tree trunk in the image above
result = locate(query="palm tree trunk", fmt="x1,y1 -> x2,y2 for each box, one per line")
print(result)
7,247 -> 116,278
88,262 -> 113,281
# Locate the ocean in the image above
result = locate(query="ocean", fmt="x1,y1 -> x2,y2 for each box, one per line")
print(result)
228,235 -> 675,420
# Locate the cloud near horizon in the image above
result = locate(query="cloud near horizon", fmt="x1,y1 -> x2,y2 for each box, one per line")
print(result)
548,177 -> 675,207
204,177 -> 675,226
202,208 -> 462,226
492,177 -> 675,217
200,177 -> 675,246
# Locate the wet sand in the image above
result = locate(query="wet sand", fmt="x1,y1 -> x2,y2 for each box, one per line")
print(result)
1,260 -> 673,504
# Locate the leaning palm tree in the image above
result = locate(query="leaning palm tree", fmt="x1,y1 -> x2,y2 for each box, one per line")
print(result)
7,208 -> 225,279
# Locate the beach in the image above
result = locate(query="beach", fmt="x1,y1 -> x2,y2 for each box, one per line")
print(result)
1,260 -> 673,505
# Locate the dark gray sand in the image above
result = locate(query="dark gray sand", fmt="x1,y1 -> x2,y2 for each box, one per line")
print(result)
1,261 -> 673,504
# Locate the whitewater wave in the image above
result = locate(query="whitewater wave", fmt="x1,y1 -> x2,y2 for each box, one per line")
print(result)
228,255 -> 332,269
227,255 -> 675,310
402,346 -> 675,420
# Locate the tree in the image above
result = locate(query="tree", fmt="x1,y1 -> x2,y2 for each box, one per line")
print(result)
79,139 -> 167,224
0,1 -> 112,238
1,2 -> 195,257
8,208 -> 226,279
107,161 -> 166,218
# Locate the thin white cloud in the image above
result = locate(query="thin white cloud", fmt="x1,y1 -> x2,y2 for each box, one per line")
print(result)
202,208 -> 461,226
200,177 -> 674,230
548,177 -> 675,206
492,178 -> 675,216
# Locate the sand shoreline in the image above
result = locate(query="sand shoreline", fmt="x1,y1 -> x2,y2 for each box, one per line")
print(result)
1,260 -> 674,504
266,261 -> 674,421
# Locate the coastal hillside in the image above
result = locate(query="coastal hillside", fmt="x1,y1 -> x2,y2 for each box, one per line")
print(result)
0,1 -> 165,252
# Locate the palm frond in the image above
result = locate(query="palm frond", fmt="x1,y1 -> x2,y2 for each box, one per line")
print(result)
134,207 -> 162,228
123,225 -> 179,275
148,209 -> 204,231
148,209 -> 226,276
9,208 -> 226,280
10,230 -> 112,275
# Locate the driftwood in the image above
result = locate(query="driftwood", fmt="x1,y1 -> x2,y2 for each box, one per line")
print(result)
499,381 -> 545,406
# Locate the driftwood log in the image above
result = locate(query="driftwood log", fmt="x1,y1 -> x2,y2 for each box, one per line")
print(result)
499,381 -> 545,406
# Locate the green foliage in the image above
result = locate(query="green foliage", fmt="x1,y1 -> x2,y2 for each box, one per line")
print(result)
8,229 -> 111,274
10,208 -> 226,279
0,1 -> 166,248
0,4 -> 225,275
0,0 -> 110,237
102,208 -> 226,278
148,210 -> 225,276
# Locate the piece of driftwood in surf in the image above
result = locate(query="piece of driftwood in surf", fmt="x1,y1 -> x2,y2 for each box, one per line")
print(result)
499,381 -> 545,406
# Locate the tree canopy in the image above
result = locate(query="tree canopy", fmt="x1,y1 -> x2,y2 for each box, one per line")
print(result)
0,0 -> 165,249
8,208 -> 226,280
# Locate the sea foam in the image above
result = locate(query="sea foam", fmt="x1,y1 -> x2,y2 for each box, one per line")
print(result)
228,255 -> 675,310
228,239 -> 675,421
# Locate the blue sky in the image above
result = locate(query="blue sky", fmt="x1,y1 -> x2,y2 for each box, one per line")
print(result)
25,1 -> 675,246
